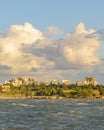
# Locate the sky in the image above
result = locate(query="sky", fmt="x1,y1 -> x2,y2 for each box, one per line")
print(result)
0,0 -> 104,84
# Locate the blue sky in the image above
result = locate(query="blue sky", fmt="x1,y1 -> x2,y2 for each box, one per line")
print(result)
0,0 -> 104,83
0,0 -> 104,32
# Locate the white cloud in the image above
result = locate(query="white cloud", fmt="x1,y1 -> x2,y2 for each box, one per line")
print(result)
61,23 -> 100,67
75,22 -> 95,34
0,22 -> 54,74
0,22 -> 102,82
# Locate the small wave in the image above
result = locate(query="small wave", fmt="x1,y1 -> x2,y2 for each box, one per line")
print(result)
70,110 -> 79,115
18,103 -> 35,107
77,103 -> 89,105
12,102 -> 34,107
57,112 -> 64,115
18,103 -> 30,107
12,102 -> 17,105
97,106 -> 104,110
55,112 -> 64,116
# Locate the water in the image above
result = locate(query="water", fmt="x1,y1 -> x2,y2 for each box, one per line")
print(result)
0,99 -> 104,130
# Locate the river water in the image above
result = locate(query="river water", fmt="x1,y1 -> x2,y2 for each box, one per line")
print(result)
0,99 -> 104,130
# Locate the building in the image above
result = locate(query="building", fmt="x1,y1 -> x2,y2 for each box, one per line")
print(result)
61,80 -> 72,85
10,77 -> 39,86
44,81 -> 50,86
51,79 -> 59,85
84,76 -> 98,86
76,81 -> 84,86
76,76 -> 98,86
11,77 -> 23,86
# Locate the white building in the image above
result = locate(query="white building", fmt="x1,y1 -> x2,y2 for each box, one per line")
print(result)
12,77 -> 23,86
61,80 -> 72,85
51,79 -> 59,85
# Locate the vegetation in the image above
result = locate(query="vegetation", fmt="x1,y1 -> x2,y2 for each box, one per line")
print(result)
0,83 -> 104,98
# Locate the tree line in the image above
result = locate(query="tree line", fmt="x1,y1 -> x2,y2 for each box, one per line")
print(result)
0,83 -> 104,98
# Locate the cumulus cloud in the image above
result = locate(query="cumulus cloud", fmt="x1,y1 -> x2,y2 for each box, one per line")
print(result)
0,22 -> 102,81
75,22 -> 95,34
0,22 -> 54,74
62,23 -> 100,67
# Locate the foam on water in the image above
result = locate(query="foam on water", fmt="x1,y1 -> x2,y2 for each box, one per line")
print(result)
77,102 -> 89,105
12,102 -> 34,107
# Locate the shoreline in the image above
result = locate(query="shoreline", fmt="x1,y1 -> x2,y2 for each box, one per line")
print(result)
0,95 -> 104,99
0,95 -> 63,99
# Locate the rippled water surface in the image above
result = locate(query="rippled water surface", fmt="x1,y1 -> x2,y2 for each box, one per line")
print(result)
0,98 -> 104,130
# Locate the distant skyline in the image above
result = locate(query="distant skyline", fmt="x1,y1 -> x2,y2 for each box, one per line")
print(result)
0,0 -> 104,83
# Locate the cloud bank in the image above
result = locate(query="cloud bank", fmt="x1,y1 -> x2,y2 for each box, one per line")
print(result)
0,22 -> 102,81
